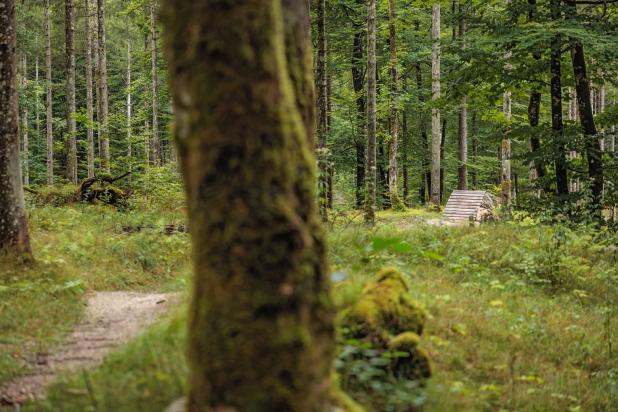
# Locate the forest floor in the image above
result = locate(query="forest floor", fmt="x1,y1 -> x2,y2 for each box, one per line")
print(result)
0,291 -> 175,405
0,176 -> 617,411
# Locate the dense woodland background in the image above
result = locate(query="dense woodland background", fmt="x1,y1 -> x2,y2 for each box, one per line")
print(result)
1,0 -> 618,411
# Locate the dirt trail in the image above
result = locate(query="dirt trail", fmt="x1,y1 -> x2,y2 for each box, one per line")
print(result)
0,291 -> 176,406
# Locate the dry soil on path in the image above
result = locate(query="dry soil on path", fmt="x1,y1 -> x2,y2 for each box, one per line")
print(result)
0,291 -> 176,406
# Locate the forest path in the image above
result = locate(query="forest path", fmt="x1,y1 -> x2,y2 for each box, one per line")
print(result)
0,291 -> 176,406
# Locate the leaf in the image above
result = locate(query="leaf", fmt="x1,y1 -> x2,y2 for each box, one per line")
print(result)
423,250 -> 445,262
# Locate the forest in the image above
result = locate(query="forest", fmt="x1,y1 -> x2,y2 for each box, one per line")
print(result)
0,0 -> 617,411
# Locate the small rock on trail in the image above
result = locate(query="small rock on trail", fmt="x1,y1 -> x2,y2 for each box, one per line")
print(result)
0,291 -> 176,406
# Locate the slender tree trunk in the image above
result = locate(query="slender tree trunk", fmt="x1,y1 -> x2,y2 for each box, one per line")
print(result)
97,0 -> 110,173
457,1 -> 468,190
570,39 -> 604,212
352,11 -> 366,208
387,0 -> 402,208
527,0 -> 545,186
402,109 -> 409,204
45,0 -> 53,184
316,0 -> 328,221
366,0 -> 377,225
21,56 -> 29,187
150,0 -> 160,166
471,112 -> 478,188
93,0 -> 101,161
85,0 -> 94,178
161,1 -> 348,410
127,39 -> 132,174
35,54 -> 40,150
501,0 -> 513,205
65,0 -> 77,183
440,119 -> 446,203
550,0 -> 568,197
430,2 -> 441,207
414,25 -> 430,204
0,0 -> 31,255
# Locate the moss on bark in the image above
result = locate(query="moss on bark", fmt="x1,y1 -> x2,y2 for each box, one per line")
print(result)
161,1 -> 355,411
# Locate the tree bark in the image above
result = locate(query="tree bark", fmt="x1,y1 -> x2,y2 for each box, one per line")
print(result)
387,0 -> 402,208
65,0 -> 77,183
97,0 -> 110,173
21,56 -> 29,186
161,1 -> 345,410
352,11 -> 366,209
501,0 -> 513,205
550,0 -> 569,196
471,112 -> 478,188
414,23 -> 430,204
0,0 -> 31,254
366,0 -> 377,225
457,1 -> 468,190
127,39 -> 132,174
316,0 -> 328,221
85,0 -> 95,178
430,2 -> 441,207
570,39 -> 604,212
402,108 -> 409,204
45,0 -> 53,184
150,0 -> 160,166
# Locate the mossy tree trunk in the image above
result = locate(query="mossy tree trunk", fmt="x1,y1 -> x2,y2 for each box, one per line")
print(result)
0,0 -> 31,255
316,0 -> 329,221
162,0 -> 348,410
365,0 -> 377,225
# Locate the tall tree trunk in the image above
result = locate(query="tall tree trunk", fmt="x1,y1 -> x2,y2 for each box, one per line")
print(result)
527,0 -> 546,188
402,109 -> 409,204
45,0 -> 53,184
550,0 -> 568,197
414,23 -> 430,204
97,0 -> 110,173
0,0 -> 31,255
570,40 -> 604,212
93,0 -> 101,161
127,39 -> 132,174
316,0 -> 328,221
85,0 -> 95,178
150,0 -> 160,166
21,56 -> 29,186
352,11 -> 366,209
35,54 -> 40,149
161,1 -> 348,410
366,0 -> 377,225
387,0 -> 402,208
430,2 -> 441,207
65,0 -> 77,183
501,0 -> 513,205
457,1 -> 468,190
471,112 -> 478,188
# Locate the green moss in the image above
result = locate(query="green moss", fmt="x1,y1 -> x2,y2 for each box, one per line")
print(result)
343,267 -> 426,339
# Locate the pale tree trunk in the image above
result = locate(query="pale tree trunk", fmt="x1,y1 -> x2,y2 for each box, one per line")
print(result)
316,0 -> 328,221
150,0 -> 160,166
457,1 -> 467,190
0,0 -> 31,255
97,0 -> 110,173
93,0 -> 101,161
161,0 -> 355,410
35,54 -> 40,149
365,0 -> 377,225
143,36 -> 150,169
85,0 -> 94,178
65,0 -> 77,183
21,56 -> 29,186
45,0 -> 53,184
127,39 -> 132,174
387,0 -> 402,208
430,2 -> 441,207
501,0 -> 513,205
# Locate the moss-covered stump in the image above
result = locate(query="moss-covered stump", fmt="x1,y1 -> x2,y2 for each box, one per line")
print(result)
341,268 -> 431,382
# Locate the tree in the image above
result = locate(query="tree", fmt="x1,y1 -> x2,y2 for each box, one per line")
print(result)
457,1 -> 468,190
387,0 -> 402,208
430,2 -> 441,207
316,0 -> 328,221
150,0 -> 159,166
65,0 -> 77,183
85,0 -> 95,178
161,0 -> 358,410
550,0 -> 568,196
97,0 -> 110,173
501,0 -> 513,205
352,0 -> 365,208
21,56 -> 29,186
0,0 -> 31,255
45,0 -> 53,184
365,0 -> 377,225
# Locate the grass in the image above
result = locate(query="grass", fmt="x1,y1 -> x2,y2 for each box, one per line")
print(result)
15,209 -> 617,411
